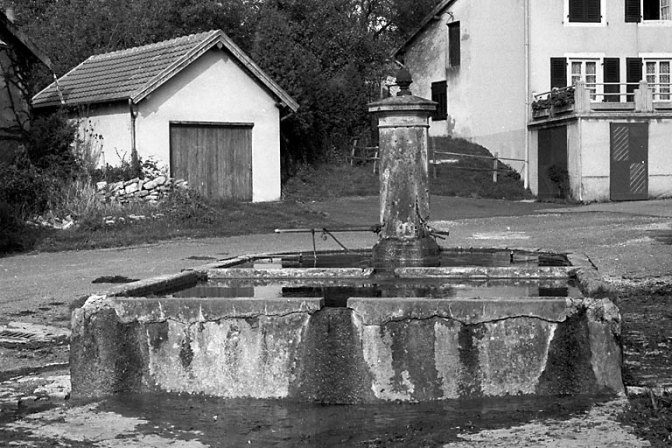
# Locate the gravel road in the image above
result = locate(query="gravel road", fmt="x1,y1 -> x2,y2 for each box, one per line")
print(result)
0,197 -> 670,447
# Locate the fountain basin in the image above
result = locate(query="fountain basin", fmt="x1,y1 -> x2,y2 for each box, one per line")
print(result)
70,249 -> 623,402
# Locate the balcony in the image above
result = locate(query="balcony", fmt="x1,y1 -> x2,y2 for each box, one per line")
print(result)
531,80 -> 672,122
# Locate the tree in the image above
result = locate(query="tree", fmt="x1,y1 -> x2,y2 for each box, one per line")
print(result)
12,0 -> 441,172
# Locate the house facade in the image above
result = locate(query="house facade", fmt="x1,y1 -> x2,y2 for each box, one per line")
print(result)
33,31 -> 298,202
395,0 -> 672,201
0,9 -> 51,164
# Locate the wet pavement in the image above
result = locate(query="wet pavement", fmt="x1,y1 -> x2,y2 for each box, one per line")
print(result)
0,196 -> 671,446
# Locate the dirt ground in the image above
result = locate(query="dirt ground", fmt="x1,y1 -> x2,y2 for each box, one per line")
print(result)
0,196 -> 671,446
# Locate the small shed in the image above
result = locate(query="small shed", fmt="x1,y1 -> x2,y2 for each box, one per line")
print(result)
32,30 -> 298,202
0,9 -> 52,163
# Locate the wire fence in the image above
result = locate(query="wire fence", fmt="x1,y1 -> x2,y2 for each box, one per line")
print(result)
430,149 -> 526,183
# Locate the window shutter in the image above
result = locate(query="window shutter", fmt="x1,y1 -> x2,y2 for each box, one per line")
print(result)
625,0 -> 641,22
603,58 -> 620,102
585,0 -> 601,22
431,81 -> 447,121
551,58 -> 567,89
448,22 -> 460,68
569,0 -> 584,21
626,57 -> 643,101
569,0 -> 601,22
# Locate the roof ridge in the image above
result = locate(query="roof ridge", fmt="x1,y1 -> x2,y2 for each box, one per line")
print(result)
89,30 -> 217,60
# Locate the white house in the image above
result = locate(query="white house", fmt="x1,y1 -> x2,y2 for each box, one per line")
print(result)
395,0 -> 672,202
32,30 -> 299,202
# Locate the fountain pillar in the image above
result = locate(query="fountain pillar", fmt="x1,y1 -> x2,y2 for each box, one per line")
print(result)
368,68 -> 440,267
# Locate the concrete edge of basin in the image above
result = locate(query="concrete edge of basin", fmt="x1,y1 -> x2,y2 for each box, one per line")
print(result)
111,296 -> 325,323
347,297 -> 571,326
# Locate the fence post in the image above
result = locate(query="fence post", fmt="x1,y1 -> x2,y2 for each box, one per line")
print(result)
493,152 -> 498,183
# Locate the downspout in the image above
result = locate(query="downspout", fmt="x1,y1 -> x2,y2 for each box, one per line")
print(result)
52,73 -> 65,105
523,0 -> 530,190
129,99 -> 138,169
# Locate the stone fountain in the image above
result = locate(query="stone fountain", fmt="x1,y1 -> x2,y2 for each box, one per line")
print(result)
70,69 -> 623,403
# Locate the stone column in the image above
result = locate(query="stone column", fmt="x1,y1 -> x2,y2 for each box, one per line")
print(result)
368,68 -> 440,267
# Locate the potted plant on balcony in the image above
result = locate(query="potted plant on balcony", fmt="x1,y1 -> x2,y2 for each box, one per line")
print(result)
532,87 -> 575,119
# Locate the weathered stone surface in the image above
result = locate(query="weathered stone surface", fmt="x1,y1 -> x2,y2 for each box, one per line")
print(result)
349,296 -> 624,401
69,250 -> 623,403
146,313 -> 312,398
70,294 -> 324,399
348,297 -> 570,325
124,183 -> 139,194
368,89 -> 438,267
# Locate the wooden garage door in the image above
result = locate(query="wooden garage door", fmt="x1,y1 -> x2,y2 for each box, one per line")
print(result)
170,123 -> 253,200
610,122 -> 648,201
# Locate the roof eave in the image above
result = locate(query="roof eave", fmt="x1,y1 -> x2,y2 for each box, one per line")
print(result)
392,0 -> 455,59
131,30 -> 299,113
0,13 -> 52,69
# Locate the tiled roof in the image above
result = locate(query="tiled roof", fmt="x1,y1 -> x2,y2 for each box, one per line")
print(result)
33,30 -> 298,111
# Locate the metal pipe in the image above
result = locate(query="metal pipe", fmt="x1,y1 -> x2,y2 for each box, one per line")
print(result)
524,0 -> 530,190
274,226 -> 381,234
129,99 -> 138,168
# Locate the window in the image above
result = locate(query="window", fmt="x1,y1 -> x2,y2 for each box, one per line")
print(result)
645,59 -> 671,100
644,0 -> 671,20
431,81 -> 447,120
550,57 -> 611,101
568,0 -> 601,23
447,22 -> 460,68
626,0 -> 672,22
603,58 -> 621,102
570,59 -> 599,99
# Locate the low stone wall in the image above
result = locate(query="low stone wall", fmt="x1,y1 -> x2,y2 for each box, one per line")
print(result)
69,262 -> 624,402
95,176 -> 189,204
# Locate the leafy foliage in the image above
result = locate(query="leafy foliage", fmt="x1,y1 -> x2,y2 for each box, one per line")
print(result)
13,0 -> 442,170
532,86 -> 576,111
25,109 -> 79,178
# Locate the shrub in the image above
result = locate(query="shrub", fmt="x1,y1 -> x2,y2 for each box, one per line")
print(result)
0,163 -> 55,218
26,110 -> 80,180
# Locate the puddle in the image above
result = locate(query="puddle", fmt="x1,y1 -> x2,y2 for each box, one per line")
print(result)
92,275 -> 140,284
649,229 -> 672,245
168,278 -> 581,306
258,249 -> 569,269
95,393 -> 610,447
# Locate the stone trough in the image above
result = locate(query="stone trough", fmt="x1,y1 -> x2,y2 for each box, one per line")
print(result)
69,69 -> 624,403
70,249 -> 623,403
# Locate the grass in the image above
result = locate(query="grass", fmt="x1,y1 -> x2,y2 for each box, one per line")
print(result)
283,136 -> 534,202
30,194 -> 343,253
2,136 -> 532,254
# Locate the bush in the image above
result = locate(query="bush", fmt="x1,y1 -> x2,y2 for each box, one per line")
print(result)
0,163 -> 55,218
26,110 -> 80,180
0,164 -> 53,253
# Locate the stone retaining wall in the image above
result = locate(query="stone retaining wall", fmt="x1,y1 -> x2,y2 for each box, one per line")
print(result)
96,176 -> 189,204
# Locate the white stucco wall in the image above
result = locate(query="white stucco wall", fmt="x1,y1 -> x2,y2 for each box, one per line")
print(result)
136,49 -> 281,202
402,0 -> 528,170
531,117 -> 672,202
643,120 -> 672,199
403,0 -> 672,200
73,103 -> 132,167
576,119 -> 610,202
577,119 -> 672,202
529,0 -> 672,100
74,48 -> 282,202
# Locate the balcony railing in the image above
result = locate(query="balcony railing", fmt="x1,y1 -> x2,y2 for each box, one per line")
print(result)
531,80 -> 672,120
